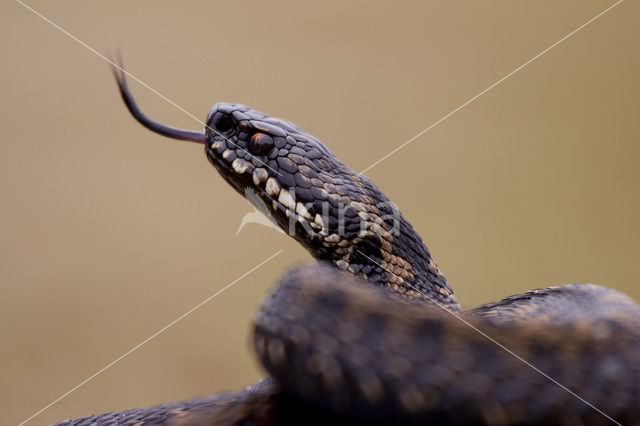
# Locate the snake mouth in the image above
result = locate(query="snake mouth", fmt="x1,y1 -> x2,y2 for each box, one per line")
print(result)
204,144 -> 254,193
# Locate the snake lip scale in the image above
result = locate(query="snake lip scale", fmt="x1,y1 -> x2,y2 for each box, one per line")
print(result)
56,64 -> 640,425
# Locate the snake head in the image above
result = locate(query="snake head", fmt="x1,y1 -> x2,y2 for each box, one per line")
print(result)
203,102 -> 331,201
203,102 -> 351,238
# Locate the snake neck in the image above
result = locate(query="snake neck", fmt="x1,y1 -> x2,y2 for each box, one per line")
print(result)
319,221 -> 459,310
295,172 -> 460,311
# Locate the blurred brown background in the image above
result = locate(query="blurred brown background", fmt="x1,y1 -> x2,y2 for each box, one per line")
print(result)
2,1 -> 639,424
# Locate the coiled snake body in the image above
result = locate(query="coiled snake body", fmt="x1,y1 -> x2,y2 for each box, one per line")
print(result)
56,67 -> 640,426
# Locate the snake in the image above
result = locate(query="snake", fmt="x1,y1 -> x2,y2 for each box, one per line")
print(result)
55,65 -> 640,426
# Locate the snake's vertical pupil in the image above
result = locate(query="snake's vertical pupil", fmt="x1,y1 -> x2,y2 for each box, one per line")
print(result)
249,133 -> 274,155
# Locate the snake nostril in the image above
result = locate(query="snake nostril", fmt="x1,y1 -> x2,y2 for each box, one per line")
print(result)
211,114 -> 236,137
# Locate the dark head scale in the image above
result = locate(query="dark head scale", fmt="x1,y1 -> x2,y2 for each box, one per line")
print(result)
113,64 -> 458,308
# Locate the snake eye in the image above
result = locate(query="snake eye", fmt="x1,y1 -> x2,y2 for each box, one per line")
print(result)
248,133 -> 274,155
210,114 -> 236,138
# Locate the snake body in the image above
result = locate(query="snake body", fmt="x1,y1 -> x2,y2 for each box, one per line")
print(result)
55,66 -> 640,425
